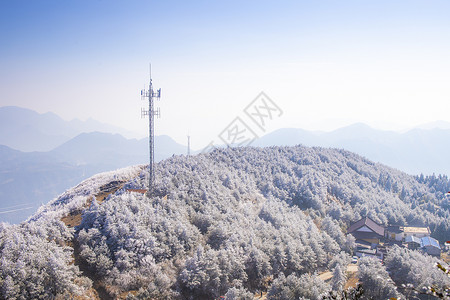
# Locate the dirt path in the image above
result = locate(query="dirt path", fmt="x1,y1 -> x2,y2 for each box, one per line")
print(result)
254,291 -> 267,299
61,180 -> 126,228
61,180 -> 127,300
344,273 -> 359,290
347,264 -> 358,272
319,270 -> 334,281
319,263 -> 359,282
344,263 -> 359,289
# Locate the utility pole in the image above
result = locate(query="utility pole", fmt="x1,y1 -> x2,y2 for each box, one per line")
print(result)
141,65 -> 161,196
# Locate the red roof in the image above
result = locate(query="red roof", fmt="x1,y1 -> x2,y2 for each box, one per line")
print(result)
347,217 -> 385,236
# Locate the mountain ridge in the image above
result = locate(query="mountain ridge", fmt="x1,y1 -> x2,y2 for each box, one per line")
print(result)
1,145 -> 448,299
254,125 -> 450,176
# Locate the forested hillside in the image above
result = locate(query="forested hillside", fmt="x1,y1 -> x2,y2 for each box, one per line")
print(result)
1,146 -> 449,299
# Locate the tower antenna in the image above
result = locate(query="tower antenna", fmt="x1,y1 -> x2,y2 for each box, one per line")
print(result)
187,135 -> 191,156
141,65 -> 161,196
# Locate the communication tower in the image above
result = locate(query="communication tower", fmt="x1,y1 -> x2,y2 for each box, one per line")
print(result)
141,66 -> 161,196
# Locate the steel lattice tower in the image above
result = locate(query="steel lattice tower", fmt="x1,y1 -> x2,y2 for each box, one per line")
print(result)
141,68 -> 161,196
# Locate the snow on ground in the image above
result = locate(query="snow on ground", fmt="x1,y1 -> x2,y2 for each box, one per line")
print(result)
29,165 -> 145,222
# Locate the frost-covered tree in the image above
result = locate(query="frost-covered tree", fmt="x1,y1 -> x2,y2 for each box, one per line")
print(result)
0,219 -> 91,299
331,263 -> 347,292
267,273 -> 329,300
385,245 -> 450,294
358,256 -> 400,299
328,251 -> 351,270
224,287 -> 254,300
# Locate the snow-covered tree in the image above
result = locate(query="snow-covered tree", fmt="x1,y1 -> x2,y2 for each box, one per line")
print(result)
358,256 -> 400,299
331,263 -> 347,292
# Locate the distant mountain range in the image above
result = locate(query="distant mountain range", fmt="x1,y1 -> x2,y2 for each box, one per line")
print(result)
253,123 -> 450,176
416,120 -> 450,130
0,106 -> 138,152
50,132 -> 186,167
0,144 -> 90,223
0,106 -> 187,223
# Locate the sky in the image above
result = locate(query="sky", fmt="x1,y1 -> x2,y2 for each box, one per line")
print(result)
1,0 -> 450,149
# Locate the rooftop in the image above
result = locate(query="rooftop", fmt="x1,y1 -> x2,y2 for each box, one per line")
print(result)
421,236 -> 440,249
357,248 -> 377,255
347,217 -> 385,236
403,226 -> 430,234
405,235 -> 421,244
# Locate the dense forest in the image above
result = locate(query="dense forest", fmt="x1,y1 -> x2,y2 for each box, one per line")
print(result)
0,146 -> 449,299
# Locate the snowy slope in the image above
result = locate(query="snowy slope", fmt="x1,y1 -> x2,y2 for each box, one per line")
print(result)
1,146 -> 449,299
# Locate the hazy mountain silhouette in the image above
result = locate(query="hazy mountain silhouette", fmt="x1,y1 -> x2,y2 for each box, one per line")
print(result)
416,120 -> 450,130
254,123 -> 450,176
0,106 -> 137,152
0,144 -> 87,223
51,132 -> 186,167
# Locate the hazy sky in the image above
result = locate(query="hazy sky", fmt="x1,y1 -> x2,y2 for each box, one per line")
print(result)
1,0 -> 450,148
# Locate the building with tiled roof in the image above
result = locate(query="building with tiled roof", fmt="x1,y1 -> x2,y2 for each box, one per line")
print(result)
347,217 -> 385,245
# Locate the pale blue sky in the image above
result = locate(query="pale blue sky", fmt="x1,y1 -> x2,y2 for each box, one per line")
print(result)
1,0 -> 450,148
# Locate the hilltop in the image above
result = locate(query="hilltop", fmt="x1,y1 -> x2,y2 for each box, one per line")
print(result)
0,146 -> 449,299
